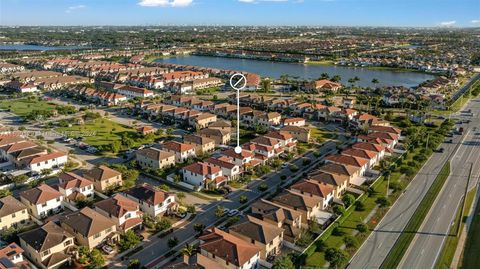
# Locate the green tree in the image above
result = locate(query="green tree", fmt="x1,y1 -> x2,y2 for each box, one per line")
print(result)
193,223 -> 205,234
89,249 -> 105,269
0,189 -> 12,198
176,192 -> 186,203
333,204 -> 346,216
343,235 -> 359,249
181,244 -> 196,257
356,223 -> 369,233
342,194 -> 355,207
127,259 -> 141,269
239,195 -> 248,204
168,237 -> 178,248
155,218 -> 172,232
261,79 -> 272,93
272,255 -> 294,269
110,140 -> 121,153
119,230 -> 141,251
376,196 -> 391,207
325,248 -> 349,269
215,205 -> 226,218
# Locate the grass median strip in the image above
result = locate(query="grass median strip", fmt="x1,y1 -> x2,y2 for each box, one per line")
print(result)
461,185 -> 480,269
380,161 -> 451,269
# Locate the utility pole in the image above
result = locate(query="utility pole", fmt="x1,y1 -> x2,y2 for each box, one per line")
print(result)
457,162 -> 473,236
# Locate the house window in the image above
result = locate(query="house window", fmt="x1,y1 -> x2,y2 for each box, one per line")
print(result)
106,227 -> 112,233
64,240 -> 72,247
93,232 -> 102,239
56,198 -> 60,202
41,250 -> 50,257
42,203 -> 47,207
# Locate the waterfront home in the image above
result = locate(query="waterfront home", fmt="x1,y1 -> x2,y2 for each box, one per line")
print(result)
305,79 -> 342,92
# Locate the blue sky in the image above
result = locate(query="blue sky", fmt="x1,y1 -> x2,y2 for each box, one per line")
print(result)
1,0 -> 479,27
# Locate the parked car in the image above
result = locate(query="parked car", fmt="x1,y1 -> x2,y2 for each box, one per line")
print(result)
435,148 -> 445,153
102,245 -> 114,254
445,139 -> 453,143
222,208 -> 230,215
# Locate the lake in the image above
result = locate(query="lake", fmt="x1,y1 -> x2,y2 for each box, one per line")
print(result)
156,55 -> 435,88
0,44 -> 88,51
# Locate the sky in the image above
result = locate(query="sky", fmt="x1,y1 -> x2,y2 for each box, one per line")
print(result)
0,0 -> 479,27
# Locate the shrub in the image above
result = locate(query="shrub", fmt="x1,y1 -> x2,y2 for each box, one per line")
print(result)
333,204 -> 346,216
354,200 -> 366,211
281,175 -> 287,181
343,235 -> 359,249
342,194 -> 355,208
332,227 -> 344,236
325,248 -> 349,268
376,196 -> 391,207
289,164 -> 299,172
239,195 -> 248,204
356,223 -> 369,233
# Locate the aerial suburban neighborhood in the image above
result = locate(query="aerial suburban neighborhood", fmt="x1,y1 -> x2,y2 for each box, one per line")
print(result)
0,1 -> 479,269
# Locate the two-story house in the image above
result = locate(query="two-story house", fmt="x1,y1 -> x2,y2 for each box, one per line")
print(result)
136,147 -> 175,170
83,165 -> 123,192
182,162 -> 226,190
94,194 -> 143,232
0,196 -> 30,231
19,221 -> 75,269
19,184 -> 63,219
123,184 -> 176,217
161,141 -> 196,163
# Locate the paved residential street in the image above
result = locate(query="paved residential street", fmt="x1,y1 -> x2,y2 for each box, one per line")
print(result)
108,141 -> 338,269
348,97 -> 480,269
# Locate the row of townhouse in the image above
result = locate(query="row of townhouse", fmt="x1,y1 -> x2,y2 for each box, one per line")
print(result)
0,62 -> 25,74
66,85 -> 128,106
180,131 -> 296,190
167,77 -> 223,94
6,178 -> 175,269
137,100 -> 219,130
174,124 -> 403,269
162,95 -> 283,128
0,134 -> 68,175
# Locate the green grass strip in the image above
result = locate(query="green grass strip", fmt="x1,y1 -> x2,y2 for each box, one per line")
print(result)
380,161 -> 451,269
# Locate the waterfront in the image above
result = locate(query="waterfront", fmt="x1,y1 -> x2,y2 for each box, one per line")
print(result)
156,55 -> 436,88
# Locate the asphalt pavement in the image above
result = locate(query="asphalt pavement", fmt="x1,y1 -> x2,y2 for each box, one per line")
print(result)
348,97 -> 480,269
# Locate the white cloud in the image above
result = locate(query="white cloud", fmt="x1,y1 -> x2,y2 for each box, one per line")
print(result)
138,0 -> 193,7
65,5 -> 86,13
239,0 -> 289,3
439,20 -> 456,26
471,19 -> 480,24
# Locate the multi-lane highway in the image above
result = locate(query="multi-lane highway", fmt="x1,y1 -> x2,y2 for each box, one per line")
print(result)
398,99 -> 480,269
348,97 -> 480,269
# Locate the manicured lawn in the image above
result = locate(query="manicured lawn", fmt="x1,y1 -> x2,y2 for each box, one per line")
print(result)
56,118 -> 161,151
461,188 -> 480,269
305,60 -> 335,66
436,187 -> 477,269
0,98 -> 58,116
311,127 -> 336,143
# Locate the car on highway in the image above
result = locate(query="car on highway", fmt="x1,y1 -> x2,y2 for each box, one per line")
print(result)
435,148 -> 445,153
446,139 -> 453,143
281,163 -> 289,169
223,208 -> 230,215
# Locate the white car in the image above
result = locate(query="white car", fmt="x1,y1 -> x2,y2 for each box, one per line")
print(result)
228,209 -> 239,217
281,163 -> 289,168
102,245 -> 114,254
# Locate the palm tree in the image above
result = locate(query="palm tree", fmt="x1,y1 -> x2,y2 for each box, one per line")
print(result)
181,244 -> 196,257
319,73 -> 330,80
331,75 -> 341,82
